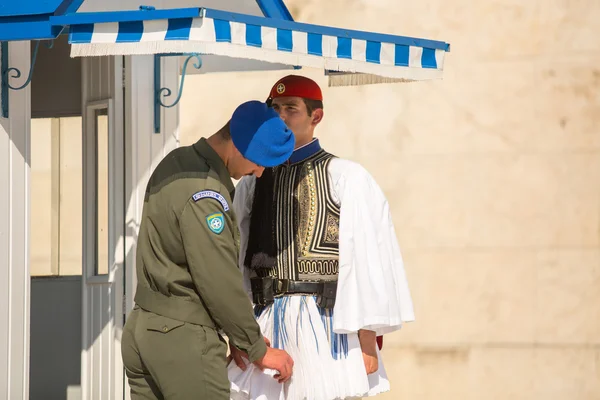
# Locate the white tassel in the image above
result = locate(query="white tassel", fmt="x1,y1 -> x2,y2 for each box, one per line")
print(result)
327,73 -> 415,87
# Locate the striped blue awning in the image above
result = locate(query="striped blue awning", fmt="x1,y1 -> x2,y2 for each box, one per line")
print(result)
52,7 -> 450,84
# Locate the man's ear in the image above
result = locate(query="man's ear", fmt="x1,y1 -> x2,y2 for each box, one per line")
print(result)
312,108 -> 324,125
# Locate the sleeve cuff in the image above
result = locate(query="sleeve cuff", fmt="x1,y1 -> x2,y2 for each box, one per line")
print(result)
246,336 -> 268,363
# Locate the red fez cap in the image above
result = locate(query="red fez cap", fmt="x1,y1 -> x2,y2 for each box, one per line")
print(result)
268,75 -> 323,102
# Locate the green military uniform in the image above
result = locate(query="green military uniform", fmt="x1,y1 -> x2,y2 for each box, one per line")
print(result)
121,138 -> 267,400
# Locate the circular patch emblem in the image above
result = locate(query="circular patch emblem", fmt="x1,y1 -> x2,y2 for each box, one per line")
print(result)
206,212 -> 225,234
276,83 -> 286,94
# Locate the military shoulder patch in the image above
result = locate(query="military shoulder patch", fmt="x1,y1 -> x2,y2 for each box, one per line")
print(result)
192,190 -> 230,211
206,212 -> 225,234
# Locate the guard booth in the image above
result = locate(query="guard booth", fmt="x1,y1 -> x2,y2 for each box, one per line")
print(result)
0,0 -> 450,398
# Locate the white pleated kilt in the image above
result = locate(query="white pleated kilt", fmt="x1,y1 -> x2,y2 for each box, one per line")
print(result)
228,296 -> 390,400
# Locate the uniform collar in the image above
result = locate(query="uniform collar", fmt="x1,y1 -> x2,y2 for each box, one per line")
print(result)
193,138 -> 235,197
287,138 -> 322,164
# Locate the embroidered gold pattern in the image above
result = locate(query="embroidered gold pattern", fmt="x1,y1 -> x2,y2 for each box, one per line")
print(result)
262,151 -> 341,281
324,214 -> 339,243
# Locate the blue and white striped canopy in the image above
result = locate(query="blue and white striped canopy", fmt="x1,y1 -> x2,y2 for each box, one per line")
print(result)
54,7 -> 450,84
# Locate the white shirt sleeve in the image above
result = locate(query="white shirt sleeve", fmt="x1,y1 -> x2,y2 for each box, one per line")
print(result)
329,158 -> 415,336
233,175 -> 256,300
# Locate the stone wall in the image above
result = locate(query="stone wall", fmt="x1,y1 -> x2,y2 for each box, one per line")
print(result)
180,1 -> 600,398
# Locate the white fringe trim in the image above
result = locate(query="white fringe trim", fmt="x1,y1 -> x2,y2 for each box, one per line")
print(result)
70,41 -> 444,81
327,72 -> 416,87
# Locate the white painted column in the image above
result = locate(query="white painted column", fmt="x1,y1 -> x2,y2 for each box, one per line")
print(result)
80,55 -> 126,400
0,40 -> 31,399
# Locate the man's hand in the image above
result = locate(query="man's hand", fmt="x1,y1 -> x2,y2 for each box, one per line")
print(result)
253,347 -> 294,383
229,342 -> 249,371
230,336 -> 272,371
358,329 -> 379,375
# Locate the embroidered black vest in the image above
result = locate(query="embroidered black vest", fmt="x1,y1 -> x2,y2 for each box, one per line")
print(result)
245,149 -> 340,282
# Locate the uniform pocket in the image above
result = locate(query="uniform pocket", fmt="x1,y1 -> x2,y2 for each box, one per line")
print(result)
202,326 -> 227,358
144,314 -> 185,334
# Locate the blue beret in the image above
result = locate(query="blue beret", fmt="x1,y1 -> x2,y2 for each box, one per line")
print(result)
230,101 -> 295,167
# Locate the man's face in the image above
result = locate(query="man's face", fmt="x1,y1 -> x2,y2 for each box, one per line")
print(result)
228,146 -> 265,180
271,96 -> 317,146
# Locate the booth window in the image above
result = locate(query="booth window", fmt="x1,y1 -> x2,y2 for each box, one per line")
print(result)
31,117 -> 83,276
94,108 -> 109,276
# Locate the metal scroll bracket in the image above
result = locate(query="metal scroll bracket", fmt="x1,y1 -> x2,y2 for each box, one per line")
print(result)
154,53 -> 202,133
1,40 -> 54,118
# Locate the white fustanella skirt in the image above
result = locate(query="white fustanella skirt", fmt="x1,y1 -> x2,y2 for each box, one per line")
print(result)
228,296 -> 390,400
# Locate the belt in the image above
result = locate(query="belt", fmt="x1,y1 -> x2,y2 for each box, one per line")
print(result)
250,277 -> 337,308
134,285 -> 217,328
252,277 -> 337,296
280,279 -> 333,295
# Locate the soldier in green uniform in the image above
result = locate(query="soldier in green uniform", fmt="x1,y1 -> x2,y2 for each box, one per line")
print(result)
121,100 -> 296,399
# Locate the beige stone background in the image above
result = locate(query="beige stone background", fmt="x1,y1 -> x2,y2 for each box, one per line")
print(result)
179,0 -> 600,399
